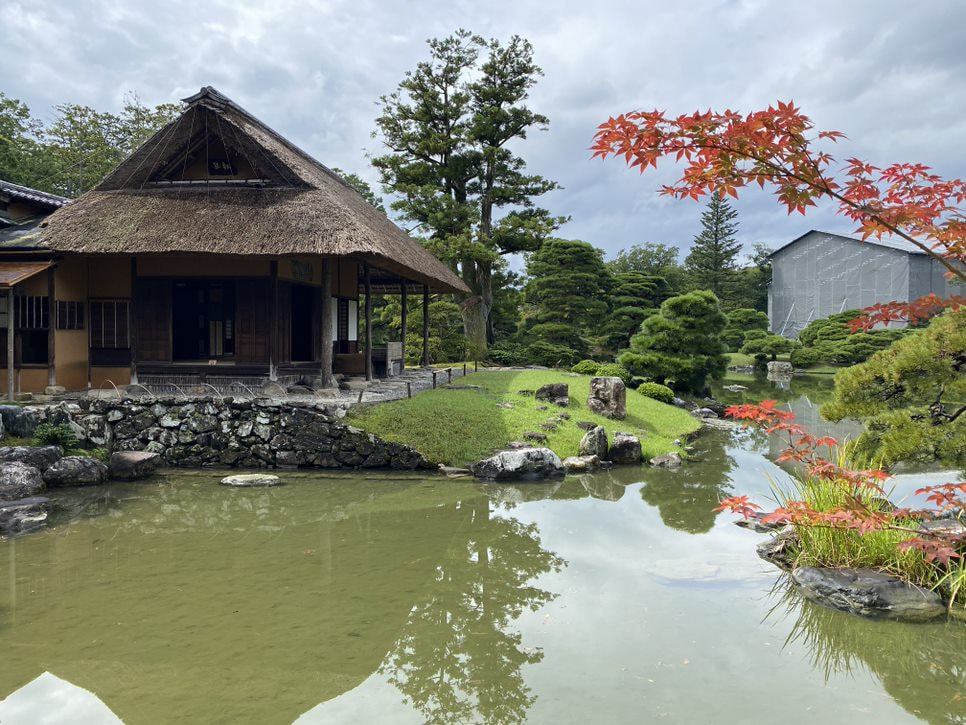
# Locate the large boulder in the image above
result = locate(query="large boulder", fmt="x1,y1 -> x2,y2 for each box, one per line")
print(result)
0,405 -> 43,438
0,462 -> 46,500
0,445 -> 64,472
587,377 -> 626,420
607,432 -> 642,464
471,447 -> 565,482
767,360 -> 794,377
109,451 -> 162,481
579,425 -> 608,459
0,496 -> 50,534
562,454 -> 600,473
790,566 -> 946,622
43,456 -> 109,487
535,383 -> 569,407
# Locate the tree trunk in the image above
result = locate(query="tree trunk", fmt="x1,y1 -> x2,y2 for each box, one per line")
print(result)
459,258 -> 490,360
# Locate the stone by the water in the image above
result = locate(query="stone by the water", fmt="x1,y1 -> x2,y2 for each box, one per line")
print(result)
579,425 -> 608,459
790,566 -> 946,622
43,456 -> 109,487
109,451 -> 162,481
471,447 -> 565,481
649,452 -> 682,468
220,473 -> 283,487
562,454 -> 600,473
0,496 -> 51,534
608,432 -> 642,464
0,462 -> 46,500
587,376 -> 626,420
439,465 -> 472,478
756,526 -> 799,570
0,445 -> 64,472
692,408 -> 719,419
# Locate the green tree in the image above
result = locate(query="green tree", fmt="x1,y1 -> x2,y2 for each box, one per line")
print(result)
606,242 -> 686,291
378,295 -> 466,364
331,167 -> 385,211
822,309 -> 965,466
373,30 -> 563,359
721,307 -> 769,351
0,92 -> 53,189
741,332 -> 798,361
602,271 -> 673,351
619,290 -> 728,393
684,191 -> 742,304
791,310 -> 909,367
730,243 -> 772,312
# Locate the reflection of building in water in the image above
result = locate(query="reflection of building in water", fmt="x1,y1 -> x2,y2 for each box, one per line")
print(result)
770,584 -> 966,725
0,481 -> 564,724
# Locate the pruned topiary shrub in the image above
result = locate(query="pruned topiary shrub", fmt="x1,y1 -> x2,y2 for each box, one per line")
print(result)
636,382 -> 675,404
489,341 -> 530,366
570,359 -> 601,375
594,363 -> 632,385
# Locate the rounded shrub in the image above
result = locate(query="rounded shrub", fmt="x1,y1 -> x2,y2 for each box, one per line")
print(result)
489,341 -> 530,366
570,359 -> 601,376
790,347 -> 823,368
594,363 -> 632,385
637,382 -> 675,404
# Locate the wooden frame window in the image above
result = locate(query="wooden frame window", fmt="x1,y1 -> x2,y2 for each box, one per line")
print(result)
56,300 -> 85,330
90,299 -> 131,349
15,295 -> 49,330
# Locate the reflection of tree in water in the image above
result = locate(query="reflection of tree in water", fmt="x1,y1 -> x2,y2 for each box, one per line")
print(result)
380,496 -> 566,724
769,581 -> 966,725
639,436 -> 736,533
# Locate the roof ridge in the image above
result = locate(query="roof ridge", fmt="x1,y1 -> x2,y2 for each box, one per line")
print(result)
0,179 -> 70,207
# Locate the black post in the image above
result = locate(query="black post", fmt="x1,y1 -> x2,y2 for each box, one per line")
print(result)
364,264 -> 373,382
46,267 -> 56,389
421,284 -> 429,367
129,257 -> 138,385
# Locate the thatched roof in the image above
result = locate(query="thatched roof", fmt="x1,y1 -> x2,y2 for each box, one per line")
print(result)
37,87 -> 467,294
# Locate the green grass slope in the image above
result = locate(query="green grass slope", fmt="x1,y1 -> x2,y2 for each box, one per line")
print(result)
347,370 -> 701,467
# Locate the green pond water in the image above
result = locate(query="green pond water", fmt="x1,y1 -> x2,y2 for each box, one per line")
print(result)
0,376 -> 963,724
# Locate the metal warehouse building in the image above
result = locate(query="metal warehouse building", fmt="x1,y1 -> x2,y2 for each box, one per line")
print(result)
768,230 -> 961,338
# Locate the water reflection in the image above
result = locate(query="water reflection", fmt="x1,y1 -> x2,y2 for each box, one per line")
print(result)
769,583 -> 966,725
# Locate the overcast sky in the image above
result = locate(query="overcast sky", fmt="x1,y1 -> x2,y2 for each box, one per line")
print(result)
3,0 -> 964,262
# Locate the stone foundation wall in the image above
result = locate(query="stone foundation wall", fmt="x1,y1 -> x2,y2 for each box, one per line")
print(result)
0,399 -> 432,470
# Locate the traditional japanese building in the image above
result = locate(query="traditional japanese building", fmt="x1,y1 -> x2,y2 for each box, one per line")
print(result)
0,87 -> 467,398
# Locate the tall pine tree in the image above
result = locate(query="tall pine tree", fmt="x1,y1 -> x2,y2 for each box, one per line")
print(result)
684,191 -> 742,305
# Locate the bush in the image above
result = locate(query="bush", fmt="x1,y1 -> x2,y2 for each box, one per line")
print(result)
32,423 -> 78,450
570,359 -> 601,375
637,382 -> 675,404
524,341 -> 578,368
489,341 -> 530,366
594,363 -> 632,385
628,376 -> 650,390
789,347 -> 823,367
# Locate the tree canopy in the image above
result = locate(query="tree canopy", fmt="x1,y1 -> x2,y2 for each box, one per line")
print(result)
684,191 -> 742,305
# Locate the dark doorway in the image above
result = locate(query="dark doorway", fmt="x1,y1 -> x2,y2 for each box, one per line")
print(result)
172,281 -> 236,360
290,284 -> 314,361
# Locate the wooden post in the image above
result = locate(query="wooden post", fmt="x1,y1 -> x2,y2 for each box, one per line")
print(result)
7,289 -> 14,401
269,261 -> 279,381
46,266 -> 56,389
129,257 -> 138,385
463,362 -> 466,375
406,381 -> 411,398
474,359 -> 478,372
422,284 -> 429,367
320,259 -> 336,387
364,264 -> 373,382
447,367 -> 451,383
432,371 -> 437,389
399,281 -> 408,371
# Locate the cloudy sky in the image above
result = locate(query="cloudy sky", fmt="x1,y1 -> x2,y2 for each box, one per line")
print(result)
3,0 -> 964,262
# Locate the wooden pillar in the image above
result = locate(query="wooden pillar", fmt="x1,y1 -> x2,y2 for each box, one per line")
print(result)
7,288 -> 14,401
46,266 -> 56,388
269,261 -> 278,381
422,284 -> 430,367
363,264 -> 373,382
399,281 -> 408,371
320,258 -> 336,387
129,257 -> 138,385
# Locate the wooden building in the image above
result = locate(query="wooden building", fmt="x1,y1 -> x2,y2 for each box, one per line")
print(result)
0,87 -> 467,398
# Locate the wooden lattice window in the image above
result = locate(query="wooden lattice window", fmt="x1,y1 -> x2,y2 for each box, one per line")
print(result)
56,300 -> 85,330
89,299 -> 131,349
15,295 -> 49,330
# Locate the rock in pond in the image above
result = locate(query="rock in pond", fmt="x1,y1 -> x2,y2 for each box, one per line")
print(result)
756,526 -> 799,570
767,360 -> 794,377
108,451 -> 162,481
579,425 -> 608,459
0,462 -> 46,500
471,447 -> 565,482
0,445 -> 64,472
439,465 -> 472,478
0,496 -> 51,534
649,452 -> 682,468
43,456 -> 109,487
692,407 -> 719,419
608,432 -> 641,465
220,473 -> 282,487
790,566 -> 946,622
587,376 -> 626,420
562,454 -> 600,473
535,383 -> 569,407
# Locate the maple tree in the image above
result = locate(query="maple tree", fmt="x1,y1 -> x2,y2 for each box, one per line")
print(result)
590,102 -> 965,329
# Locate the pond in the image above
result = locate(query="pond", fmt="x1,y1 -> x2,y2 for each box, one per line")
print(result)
0,376 -> 963,724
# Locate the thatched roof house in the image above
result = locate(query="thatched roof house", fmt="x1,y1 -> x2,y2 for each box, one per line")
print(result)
0,86 -> 467,397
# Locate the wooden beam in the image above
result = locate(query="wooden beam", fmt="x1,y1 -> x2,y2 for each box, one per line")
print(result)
47,266 -> 56,388
7,289 -> 14,401
269,260 -> 278,381
129,257 -> 138,385
422,284 -> 430,367
364,264 -> 373,382
320,258 -> 336,387
399,281 -> 407,371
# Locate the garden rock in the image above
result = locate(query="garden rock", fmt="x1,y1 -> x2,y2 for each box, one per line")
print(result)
562,454 -> 600,473
506,441 -> 533,449
672,397 -> 696,411
791,567 -> 946,622
0,445 -> 64,472
0,496 -> 51,534
43,456 -> 109,487
220,473 -> 282,487
608,432 -> 642,464
535,383 -> 569,407
918,518 -> 966,538
0,462 -> 46,500
109,451 -> 162,480
756,526 -> 799,570
649,452 -> 682,468
439,465 -> 472,478
692,408 -> 719,419
736,510 -> 785,533
587,376 -> 626,419
0,405 -> 43,437
767,361 -> 794,377
471,447 -> 565,481
523,431 -> 548,443
579,425 -> 608,459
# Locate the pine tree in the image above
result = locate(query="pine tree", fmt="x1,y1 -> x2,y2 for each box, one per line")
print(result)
684,191 -> 742,304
